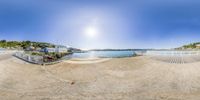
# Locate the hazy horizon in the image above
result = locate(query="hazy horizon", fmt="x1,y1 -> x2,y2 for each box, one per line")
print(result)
1,0 -> 200,49
0,39 -> 183,50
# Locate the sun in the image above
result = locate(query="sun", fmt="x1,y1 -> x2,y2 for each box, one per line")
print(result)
84,26 -> 98,38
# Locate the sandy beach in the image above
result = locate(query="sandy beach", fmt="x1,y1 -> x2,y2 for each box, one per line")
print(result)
1,53 -> 200,100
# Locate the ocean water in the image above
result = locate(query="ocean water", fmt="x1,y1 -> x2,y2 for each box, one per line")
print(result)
71,51 -> 136,58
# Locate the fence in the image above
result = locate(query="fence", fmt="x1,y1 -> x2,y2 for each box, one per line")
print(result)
145,50 -> 200,56
14,52 -> 43,64
14,52 -> 72,65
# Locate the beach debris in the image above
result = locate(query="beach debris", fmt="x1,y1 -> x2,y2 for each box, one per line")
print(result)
71,81 -> 75,85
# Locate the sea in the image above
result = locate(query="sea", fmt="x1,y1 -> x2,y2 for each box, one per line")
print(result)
71,50 -> 136,58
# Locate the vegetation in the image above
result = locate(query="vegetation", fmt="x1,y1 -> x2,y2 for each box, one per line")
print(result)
183,43 -> 196,49
0,40 -> 55,49
0,40 -> 75,63
26,51 -> 72,63
29,52 -> 45,56
43,52 -> 72,62
176,42 -> 200,50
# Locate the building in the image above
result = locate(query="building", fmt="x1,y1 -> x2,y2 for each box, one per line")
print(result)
196,44 -> 200,49
55,45 -> 69,53
41,45 -> 69,53
41,48 -> 56,53
25,46 -> 35,51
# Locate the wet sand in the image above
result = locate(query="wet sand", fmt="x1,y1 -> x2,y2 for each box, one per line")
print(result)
1,54 -> 200,100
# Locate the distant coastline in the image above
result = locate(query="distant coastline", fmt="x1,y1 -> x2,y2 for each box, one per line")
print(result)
87,49 -> 152,51
1,39 -> 200,51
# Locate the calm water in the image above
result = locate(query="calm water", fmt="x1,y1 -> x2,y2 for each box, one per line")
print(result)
71,51 -> 136,58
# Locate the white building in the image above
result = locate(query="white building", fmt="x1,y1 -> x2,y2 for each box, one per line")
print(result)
55,45 -> 69,53
42,48 -> 56,53
41,45 -> 69,53
196,44 -> 200,48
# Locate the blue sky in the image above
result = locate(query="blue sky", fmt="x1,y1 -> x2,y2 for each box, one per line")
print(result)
0,0 -> 200,49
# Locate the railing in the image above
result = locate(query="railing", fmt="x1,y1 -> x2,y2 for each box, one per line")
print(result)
145,50 -> 200,56
135,51 -> 147,56
14,52 -> 72,65
14,52 -> 43,64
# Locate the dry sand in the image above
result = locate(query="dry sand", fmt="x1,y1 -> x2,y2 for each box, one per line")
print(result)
1,54 -> 200,100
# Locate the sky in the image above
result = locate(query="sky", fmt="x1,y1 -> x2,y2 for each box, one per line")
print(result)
0,0 -> 200,49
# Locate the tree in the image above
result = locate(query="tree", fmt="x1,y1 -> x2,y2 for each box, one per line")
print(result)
0,40 -> 6,43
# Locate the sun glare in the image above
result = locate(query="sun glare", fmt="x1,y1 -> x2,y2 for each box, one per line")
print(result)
84,27 -> 98,38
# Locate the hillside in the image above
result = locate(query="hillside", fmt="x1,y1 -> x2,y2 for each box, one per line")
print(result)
176,42 -> 200,50
0,40 -> 55,49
